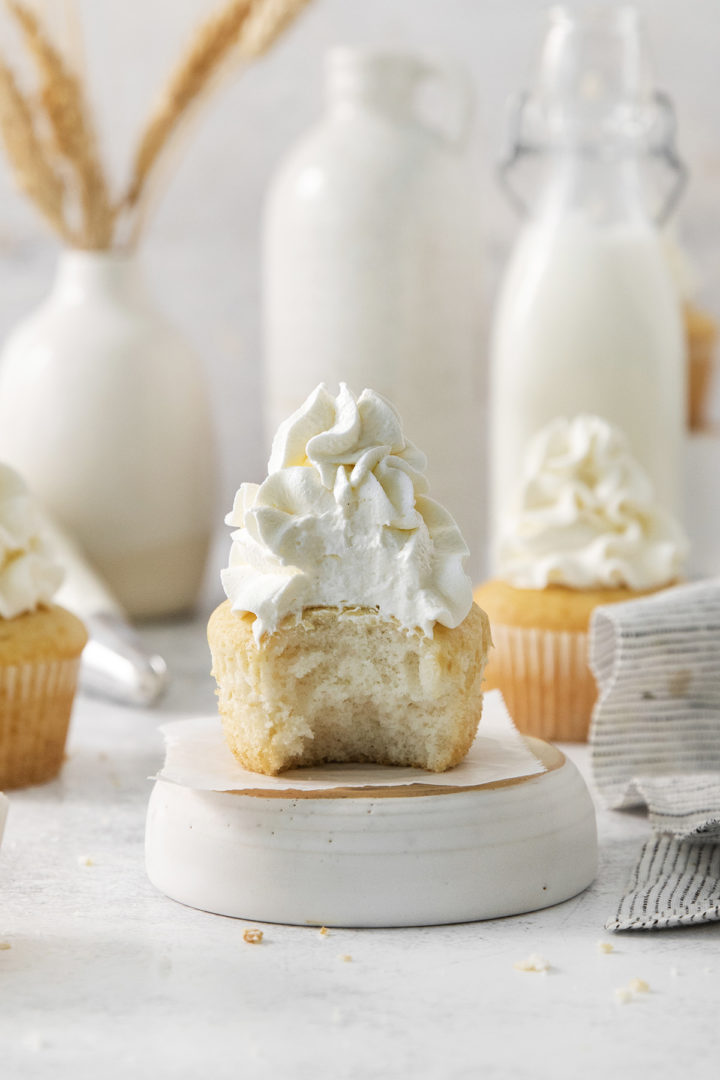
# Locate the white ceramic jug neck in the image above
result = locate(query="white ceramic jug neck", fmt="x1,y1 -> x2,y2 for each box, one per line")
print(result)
326,49 -> 430,122
51,250 -> 145,305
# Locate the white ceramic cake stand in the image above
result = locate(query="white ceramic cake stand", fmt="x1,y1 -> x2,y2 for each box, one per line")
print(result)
145,739 -> 597,928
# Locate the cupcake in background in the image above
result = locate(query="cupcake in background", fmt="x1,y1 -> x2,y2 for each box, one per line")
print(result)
475,415 -> 687,741
661,226 -> 717,430
0,464 -> 87,788
685,304 -> 717,430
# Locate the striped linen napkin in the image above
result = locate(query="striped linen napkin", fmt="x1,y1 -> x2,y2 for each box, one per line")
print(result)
588,579 -> 720,930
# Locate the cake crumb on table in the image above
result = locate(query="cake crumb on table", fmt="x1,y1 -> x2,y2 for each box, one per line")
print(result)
596,941 -> 614,954
514,953 -> 549,973
77,855 -> 94,867
339,954 -> 352,963
0,942 -> 11,950
243,929 -> 264,945
614,978 -> 650,1003
319,927 -> 329,937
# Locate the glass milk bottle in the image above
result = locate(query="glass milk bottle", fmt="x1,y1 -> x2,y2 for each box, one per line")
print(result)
263,49 -> 483,565
489,5 -> 687,553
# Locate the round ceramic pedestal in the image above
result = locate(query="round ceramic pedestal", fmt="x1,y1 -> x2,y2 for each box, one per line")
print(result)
145,739 -> 597,928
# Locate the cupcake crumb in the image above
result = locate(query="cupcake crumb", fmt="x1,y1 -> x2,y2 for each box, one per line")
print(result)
0,942 -> 11,950
596,941 -> 614,954
614,977 -> 650,1003
77,855 -> 94,867
243,929 -> 263,945
339,954 -> 352,963
514,953 -> 549,973
319,926 -> 329,937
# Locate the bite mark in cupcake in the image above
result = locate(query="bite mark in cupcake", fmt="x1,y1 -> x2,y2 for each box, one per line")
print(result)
209,383 -> 491,775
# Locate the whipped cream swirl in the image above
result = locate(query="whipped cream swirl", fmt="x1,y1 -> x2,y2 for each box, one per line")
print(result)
222,383 -> 473,641
498,415 -> 687,590
0,463 -> 63,618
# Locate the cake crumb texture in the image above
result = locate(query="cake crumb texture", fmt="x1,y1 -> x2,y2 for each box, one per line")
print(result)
473,579 -> 661,633
243,929 -> 263,945
514,953 -> 549,973
208,601 -> 491,776
0,605 -> 87,664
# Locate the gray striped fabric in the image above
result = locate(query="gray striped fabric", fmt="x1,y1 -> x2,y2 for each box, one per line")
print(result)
635,775 -> 720,839
588,580 -> 720,929
606,836 -> 720,931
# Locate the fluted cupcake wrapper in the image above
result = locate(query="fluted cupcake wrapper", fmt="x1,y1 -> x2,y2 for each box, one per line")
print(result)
688,342 -> 715,430
482,623 -> 596,742
0,657 -> 82,789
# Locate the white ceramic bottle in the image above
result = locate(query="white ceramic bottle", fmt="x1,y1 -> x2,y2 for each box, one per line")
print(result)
0,251 -> 216,618
263,48 -> 483,564
489,6 -> 686,555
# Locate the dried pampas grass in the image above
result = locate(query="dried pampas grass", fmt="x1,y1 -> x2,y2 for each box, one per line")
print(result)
0,0 -> 312,250
238,0 -> 313,59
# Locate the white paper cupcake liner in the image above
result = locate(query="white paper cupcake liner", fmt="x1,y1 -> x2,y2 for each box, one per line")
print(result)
483,623 -> 596,742
0,657 -> 82,788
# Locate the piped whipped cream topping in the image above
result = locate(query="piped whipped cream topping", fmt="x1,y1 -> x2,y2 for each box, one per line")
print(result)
222,383 -> 473,641
498,415 -> 687,590
0,464 -> 63,618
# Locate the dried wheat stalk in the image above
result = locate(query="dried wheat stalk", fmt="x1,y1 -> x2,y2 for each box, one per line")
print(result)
7,0 -> 114,249
238,0 -> 312,59
122,0 -> 312,244
0,0 -> 312,252
0,55 -> 73,241
123,0 -> 253,210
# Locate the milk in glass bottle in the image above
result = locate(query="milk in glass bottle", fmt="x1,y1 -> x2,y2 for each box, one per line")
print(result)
489,5 -> 686,553
263,49 -> 482,563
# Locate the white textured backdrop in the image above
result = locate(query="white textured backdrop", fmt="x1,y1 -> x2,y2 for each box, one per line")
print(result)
0,0 -> 717,605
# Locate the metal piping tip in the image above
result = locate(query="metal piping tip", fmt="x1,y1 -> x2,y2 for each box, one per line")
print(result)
80,613 -> 170,707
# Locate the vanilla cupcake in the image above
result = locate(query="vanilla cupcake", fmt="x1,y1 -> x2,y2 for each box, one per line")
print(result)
0,464 -> 87,788
208,383 -> 491,775
475,416 -> 686,741
661,228 -> 717,430
685,304 -> 717,430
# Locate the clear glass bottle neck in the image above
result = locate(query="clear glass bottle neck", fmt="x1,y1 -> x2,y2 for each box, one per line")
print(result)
529,149 -> 652,227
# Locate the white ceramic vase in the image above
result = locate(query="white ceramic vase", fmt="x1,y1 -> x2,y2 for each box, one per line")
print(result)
0,250 -> 216,618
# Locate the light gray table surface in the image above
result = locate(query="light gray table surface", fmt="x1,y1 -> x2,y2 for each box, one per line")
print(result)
1,616 -> 718,1080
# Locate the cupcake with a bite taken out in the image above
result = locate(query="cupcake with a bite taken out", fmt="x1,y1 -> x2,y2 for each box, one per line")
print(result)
208,382 -> 491,776
0,463 -> 87,788
474,415 -> 687,741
